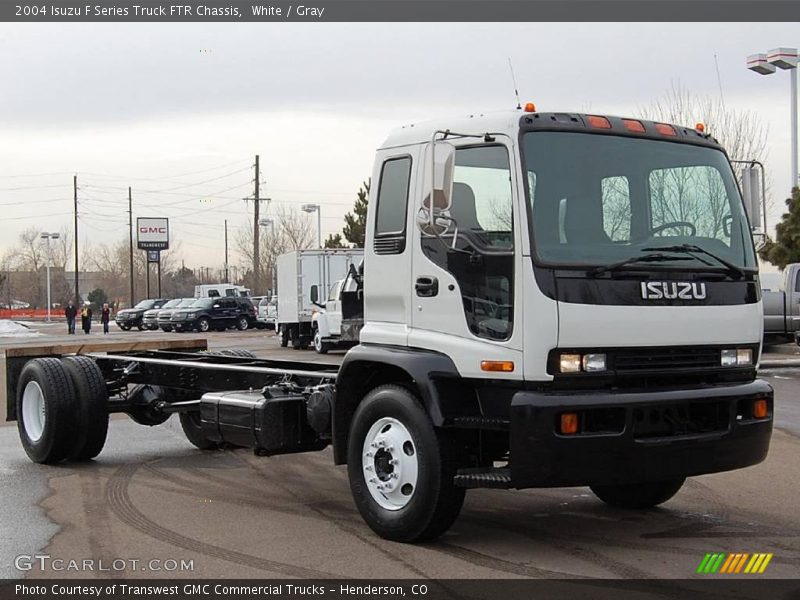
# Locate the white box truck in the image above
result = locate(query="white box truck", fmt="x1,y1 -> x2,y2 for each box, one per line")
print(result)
276,249 -> 363,349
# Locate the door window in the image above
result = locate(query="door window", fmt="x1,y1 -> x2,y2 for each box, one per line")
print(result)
373,156 -> 412,254
421,144 -> 515,340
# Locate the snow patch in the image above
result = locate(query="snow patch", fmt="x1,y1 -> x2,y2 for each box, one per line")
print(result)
0,320 -> 41,337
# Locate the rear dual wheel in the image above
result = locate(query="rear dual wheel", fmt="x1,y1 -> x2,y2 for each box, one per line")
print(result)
16,357 -> 108,464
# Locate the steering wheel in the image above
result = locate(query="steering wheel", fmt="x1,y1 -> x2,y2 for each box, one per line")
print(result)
648,221 -> 696,237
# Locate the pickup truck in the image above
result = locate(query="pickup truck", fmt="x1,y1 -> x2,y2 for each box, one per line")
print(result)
762,263 -> 800,343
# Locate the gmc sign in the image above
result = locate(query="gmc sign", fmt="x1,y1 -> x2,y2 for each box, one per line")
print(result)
137,217 -> 169,250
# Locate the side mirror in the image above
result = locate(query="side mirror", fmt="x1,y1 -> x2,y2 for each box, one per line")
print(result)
422,140 -> 456,214
310,285 -> 319,304
740,166 -> 762,230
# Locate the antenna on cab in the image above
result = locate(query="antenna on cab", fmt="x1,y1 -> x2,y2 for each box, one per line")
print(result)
508,58 -> 522,110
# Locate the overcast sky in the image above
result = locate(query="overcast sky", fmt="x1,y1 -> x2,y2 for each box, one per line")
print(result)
1,22 -> 797,272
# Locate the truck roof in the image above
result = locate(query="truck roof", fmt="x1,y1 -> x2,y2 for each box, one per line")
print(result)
380,109 -> 722,151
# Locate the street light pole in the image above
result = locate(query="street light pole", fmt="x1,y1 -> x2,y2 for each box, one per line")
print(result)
40,232 -> 60,322
747,48 -> 799,189
301,203 -> 322,248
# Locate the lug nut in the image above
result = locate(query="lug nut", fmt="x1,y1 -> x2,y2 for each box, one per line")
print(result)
389,459 -> 398,465
365,465 -> 373,471
366,452 -> 374,458
391,473 -> 399,479
370,442 -> 377,448
378,440 -> 386,447
369,478 -> 377,483
376,485 -> 384,491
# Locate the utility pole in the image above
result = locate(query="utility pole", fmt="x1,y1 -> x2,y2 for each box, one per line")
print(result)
224,219 -> 229,282
253,155 -> 260,294
73,175 -> 79,303
128,187 -> 135,306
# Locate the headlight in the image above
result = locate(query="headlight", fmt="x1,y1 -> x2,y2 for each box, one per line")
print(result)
559,352 -> 607,373
582,353 -> 607,372
187,313 -> 196,319
721,348 -> 753,367
559,354 -> 582,373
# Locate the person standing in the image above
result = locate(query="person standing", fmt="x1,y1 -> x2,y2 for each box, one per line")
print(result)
81,302 -> 93,335
100,302 -> 111,334
64,300 -> 77,335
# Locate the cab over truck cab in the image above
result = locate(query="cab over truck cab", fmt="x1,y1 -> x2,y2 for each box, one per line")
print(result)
311,263 -> 365,353
7,109 -> 773,544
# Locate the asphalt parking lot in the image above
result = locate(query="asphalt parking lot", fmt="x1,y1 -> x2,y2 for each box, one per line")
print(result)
1,323 -> 799,581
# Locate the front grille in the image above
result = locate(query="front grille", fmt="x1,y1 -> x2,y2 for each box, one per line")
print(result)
615,347 -> 720,372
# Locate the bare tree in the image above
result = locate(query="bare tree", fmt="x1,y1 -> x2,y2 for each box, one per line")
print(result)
236,205 -> 314,293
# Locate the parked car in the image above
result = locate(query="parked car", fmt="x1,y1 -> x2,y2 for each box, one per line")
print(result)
250,296 -> 267,329
170,296 -> 256,333
115,299 -> 169,331
142,298 -> 182,330
156,298 -> 196,332
257,296 -> 277,330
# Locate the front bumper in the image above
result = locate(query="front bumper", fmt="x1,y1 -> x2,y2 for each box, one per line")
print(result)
510,380 -> 773,488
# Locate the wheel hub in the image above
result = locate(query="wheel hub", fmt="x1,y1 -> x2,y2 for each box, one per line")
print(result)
21,381 -> 46,442
362,417 -> 418,510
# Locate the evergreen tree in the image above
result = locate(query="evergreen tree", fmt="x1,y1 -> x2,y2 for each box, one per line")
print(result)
343,180 -> 370,248
324,233 -> 345,248
759,187 -> 800,270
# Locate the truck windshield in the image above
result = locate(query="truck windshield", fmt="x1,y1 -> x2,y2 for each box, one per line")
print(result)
522,132 -> 757,272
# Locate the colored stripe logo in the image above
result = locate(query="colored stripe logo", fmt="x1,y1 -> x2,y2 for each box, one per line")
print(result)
697,552 -> 773,574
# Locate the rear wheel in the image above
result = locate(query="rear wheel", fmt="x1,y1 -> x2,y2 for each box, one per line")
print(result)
236,316 -> 249,331
179,412 -> 219,450
62,356 -> 109,461
119,325 -> 130,331
590,478 -> 685,509
347,385 -> 465,542
16,358 -> 79,464
279,326 -> 289,347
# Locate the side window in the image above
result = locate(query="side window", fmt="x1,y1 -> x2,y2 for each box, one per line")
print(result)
208,290 -> 220,298
601,176 -> 631,242
328,281 -> 341,303
795,271 -> 800,293
373,156 -> 412,255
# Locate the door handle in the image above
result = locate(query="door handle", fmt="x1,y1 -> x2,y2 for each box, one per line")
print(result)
415,276 -> 439,297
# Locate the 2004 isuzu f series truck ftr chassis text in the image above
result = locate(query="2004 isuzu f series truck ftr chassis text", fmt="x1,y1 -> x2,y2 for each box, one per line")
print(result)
5,108 -> 773,542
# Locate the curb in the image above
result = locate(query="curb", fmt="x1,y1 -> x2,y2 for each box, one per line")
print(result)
759,360 -> 800,369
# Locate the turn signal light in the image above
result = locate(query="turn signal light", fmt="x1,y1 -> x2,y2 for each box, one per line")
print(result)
655,123 -> 677,136
753,399 -> 768,419
560,412 -> 579,435
622,119 -> 646,133
481,360 -> 514,372
586,115 -> 612,129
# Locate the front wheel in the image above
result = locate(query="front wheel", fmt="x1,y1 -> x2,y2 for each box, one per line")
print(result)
197,318 -> 211,333
347,385 -> 465,542
590,478 -> 685,509
314,330 -> 330,354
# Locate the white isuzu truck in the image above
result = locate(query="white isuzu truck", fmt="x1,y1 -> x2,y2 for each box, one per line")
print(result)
5,108 -> 773,543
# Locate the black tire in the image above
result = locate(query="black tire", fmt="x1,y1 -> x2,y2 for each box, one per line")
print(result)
137,324 -> 144,331
160,326 -> 172,332
236,316 -> 249,331
62,356 -> 109,461
347,385 -> 465,542
590,478 -> 685,509
179,411 -> 219,450
197,317 -> 211,333
119,325 -> 131,331
314,330 -> 330,354
280,326 -> 289,347
16,358 -> 79,464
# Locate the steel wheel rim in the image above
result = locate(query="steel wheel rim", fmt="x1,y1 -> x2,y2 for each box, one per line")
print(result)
314,331 -> 322,351
22,381 -> 46,442
199,320 -> 209,332
239,317 -> 248,329
362,417 -> 418,510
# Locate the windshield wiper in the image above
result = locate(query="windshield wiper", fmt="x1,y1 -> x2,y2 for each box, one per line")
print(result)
643,244 -> 746,279
588,253 -> 694,277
